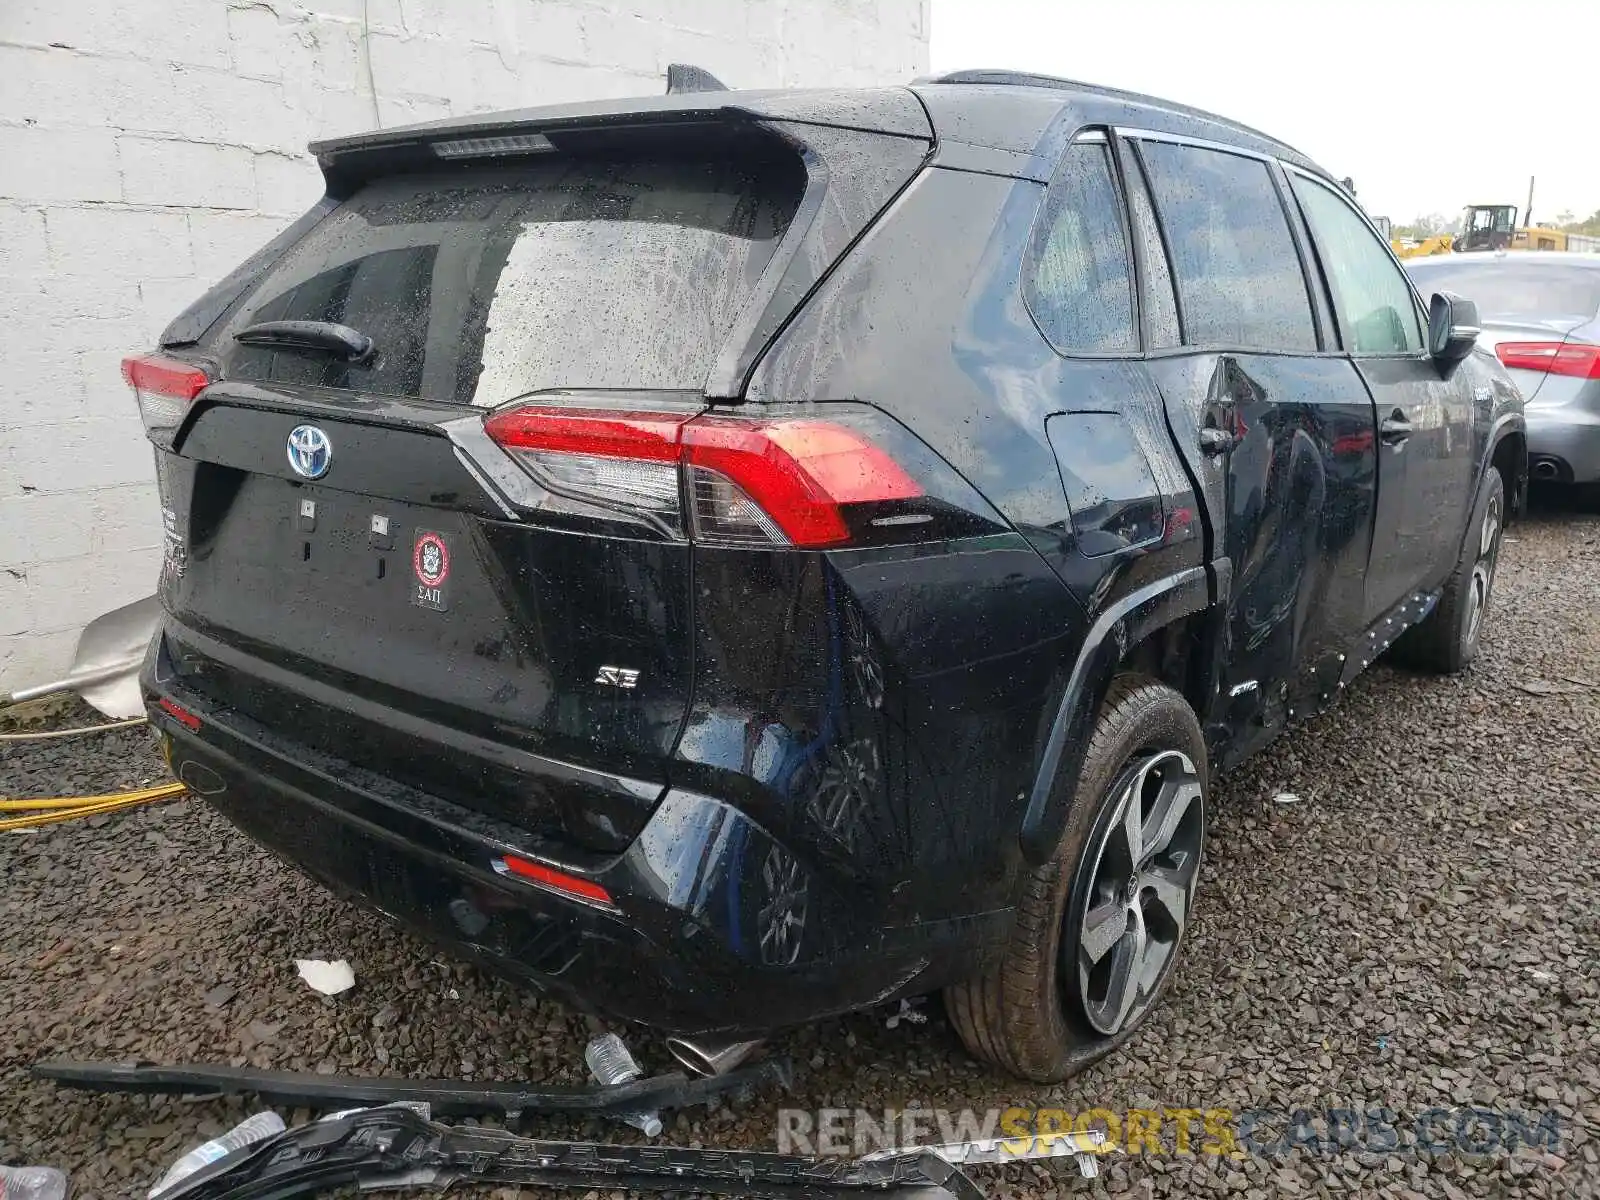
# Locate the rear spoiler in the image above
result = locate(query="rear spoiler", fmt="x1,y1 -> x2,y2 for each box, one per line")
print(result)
306,86 -> 930,172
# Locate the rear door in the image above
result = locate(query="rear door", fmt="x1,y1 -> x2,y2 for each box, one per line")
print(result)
1287,170 -> 1475,620
1128,135 -> 1379,757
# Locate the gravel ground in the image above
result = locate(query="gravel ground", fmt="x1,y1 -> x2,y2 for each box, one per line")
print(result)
4,490 -> 1598,1200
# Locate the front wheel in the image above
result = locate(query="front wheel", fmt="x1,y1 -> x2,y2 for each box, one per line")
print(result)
1394,468 -> 1505,673
945,675 -> 1207,1081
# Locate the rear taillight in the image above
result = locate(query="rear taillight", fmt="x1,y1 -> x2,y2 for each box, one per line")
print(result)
1496,342 -> 1600,379
122,354 -> 210,443
483,406 -> 925,548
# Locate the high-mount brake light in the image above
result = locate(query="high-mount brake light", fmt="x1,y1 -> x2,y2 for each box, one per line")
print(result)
432,133 -> 555,159
1496,341 -> 1600,380
122,354 -> 210,442
482,405 -> 924,547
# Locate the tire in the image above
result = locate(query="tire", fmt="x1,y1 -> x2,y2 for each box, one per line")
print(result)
945,675 -> 1207,1081
1393,468 -> 1505,674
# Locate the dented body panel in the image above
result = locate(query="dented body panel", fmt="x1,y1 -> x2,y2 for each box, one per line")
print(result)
139,77 -> 1523,1037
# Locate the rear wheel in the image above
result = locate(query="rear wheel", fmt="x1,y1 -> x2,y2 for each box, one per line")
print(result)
1394,468 -> 1504,673
946,675 -> 1207,1081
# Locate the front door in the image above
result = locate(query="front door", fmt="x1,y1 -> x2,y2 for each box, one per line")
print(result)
1286,171 -> 1476,622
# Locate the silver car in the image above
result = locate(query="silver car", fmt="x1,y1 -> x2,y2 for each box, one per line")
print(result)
1407,252 -> 1600,484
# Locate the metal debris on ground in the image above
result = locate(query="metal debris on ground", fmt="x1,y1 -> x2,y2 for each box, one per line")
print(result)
33,1055 -> 793,1125
294,959 -> 355,996
0,594 -> 159,719
1272,791 -> 1301,804
133,1103 -> 995,1200
863,1129 -> 1108,1181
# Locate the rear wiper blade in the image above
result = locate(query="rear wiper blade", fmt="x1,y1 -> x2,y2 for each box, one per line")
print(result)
233,320 -> 375,364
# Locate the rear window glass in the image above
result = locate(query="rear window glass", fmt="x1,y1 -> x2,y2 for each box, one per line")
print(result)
1026,141 -> 1137,353
1405,261 -> 1600,319
218,156 -> 807,404
1138,140 -> 1318,352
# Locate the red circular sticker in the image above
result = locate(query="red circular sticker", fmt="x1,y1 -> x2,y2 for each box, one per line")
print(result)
413,532 -> 450,588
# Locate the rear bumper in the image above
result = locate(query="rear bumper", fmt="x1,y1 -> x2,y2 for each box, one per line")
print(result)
1526,406 -> 1600,483
145,643 -> 999,1035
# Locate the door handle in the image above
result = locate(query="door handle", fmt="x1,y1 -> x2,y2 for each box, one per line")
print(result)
1199,427 -> 1234,456
1380,411 -> 1412,445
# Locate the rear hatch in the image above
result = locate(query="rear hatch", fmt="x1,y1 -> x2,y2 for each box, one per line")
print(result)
142,102 -> 931,853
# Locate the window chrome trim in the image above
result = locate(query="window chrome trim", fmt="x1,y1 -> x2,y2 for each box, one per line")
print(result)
1280,161 -> 1431,359
1112,126 -> 1281,163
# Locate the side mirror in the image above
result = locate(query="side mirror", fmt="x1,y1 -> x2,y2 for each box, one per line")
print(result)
1428,291 -> 1480,366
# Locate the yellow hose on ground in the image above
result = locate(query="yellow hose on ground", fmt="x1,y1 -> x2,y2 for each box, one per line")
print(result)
0,782 -> 187,832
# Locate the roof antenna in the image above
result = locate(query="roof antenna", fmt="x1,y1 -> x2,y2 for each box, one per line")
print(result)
666,63 -> 730,94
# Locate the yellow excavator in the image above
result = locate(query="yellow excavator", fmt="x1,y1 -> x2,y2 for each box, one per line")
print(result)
1391,231 -> 1455,258
1389,203 -> 1599,258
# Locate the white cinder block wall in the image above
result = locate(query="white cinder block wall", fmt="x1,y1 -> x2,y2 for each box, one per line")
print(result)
0,0 -> 931,692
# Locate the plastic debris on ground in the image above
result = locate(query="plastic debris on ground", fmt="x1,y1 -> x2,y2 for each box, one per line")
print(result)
583,1032 -> 663,1136
1273,792 -> 1301,804
0,1165 -> 68,1200
883,997 -> 928,1028
294,959 -> 355,996
148,1112 -> 286,1197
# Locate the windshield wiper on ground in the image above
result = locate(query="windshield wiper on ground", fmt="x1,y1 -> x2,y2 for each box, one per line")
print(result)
233,320 -> 375,364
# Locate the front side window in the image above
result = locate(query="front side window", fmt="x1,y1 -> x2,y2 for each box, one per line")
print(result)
1138,141 -> 1317,352
1292,175 -> 1423,354
1026,141 -> 1137,354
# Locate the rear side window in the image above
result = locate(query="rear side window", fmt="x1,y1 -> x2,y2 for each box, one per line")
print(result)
219,156 -> 806,404
1122,148 -> 1181,349
1138,141 -> 1317,352
1290,174 -> 1422,354
1026,142 -> 1137,353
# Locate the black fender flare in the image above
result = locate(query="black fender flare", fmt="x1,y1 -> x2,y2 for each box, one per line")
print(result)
1459,412 -> 1527,558
1019,565 -> 1210,865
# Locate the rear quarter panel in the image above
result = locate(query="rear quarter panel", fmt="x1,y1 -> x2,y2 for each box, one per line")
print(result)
744,165 -> 1205,884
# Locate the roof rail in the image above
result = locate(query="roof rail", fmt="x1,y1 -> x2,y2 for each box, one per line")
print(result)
666,63 -> 730,94
914,69 -> 1303,160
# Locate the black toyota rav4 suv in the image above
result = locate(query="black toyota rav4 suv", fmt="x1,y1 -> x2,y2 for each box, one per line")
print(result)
134,71 -> 1526,1081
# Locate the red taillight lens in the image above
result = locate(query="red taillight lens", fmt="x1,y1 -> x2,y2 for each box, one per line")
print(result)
495,855 -> 615,908
483,405 -> 924,548
156,697 -> 202,731
481,408 -> 686,461
683,417 -> 922,547
483,407 -> 692,533
122,353 -> 210,442
1496,341 -> 1600,379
